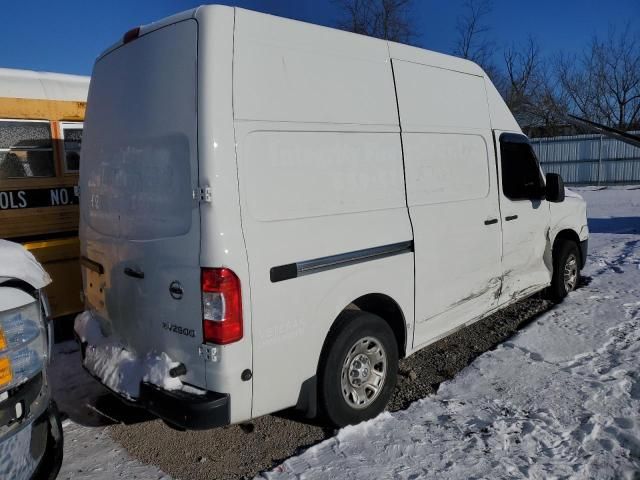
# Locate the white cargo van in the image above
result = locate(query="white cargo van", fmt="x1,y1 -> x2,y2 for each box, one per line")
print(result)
76,6 -> 588,429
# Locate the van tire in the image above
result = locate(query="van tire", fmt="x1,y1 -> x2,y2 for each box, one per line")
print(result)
547,240 -> 580,303
318,311 -> 398,427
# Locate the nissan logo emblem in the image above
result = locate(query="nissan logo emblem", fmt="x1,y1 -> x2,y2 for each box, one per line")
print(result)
169,281 -> 184,300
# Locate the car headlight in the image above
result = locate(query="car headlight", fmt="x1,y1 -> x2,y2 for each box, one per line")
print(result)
0,300 -> 46,392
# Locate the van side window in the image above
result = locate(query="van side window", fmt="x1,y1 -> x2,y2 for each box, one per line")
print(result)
499,135 -> 544,200
0,120 -> 55,179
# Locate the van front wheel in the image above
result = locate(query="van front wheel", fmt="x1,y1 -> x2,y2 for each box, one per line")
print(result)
548,240 -> 580,303
318,311 -> 398,427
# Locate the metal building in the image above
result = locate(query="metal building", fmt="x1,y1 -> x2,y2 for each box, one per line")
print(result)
533,132 -> 640,185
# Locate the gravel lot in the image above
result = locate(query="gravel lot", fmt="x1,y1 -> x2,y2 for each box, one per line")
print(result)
101,293 -> 560,480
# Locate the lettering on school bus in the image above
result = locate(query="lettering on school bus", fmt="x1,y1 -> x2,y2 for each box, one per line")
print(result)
0,190 -> 27,209
0,187 -> 78,210
50,188 -> 70,206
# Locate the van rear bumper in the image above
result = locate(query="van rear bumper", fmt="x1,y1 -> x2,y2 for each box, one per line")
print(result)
83,368 -> 231,430
139,382 -> 230,430
83,367 -> 231,430
77,337 -> 231,430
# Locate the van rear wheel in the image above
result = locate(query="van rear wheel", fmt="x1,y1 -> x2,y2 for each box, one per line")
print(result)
318,311 -> 398,427
548,240 -> 580,303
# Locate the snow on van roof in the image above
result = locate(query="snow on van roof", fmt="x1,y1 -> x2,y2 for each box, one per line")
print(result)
0,67 -> 89,102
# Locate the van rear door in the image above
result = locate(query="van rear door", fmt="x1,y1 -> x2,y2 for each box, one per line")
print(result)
79,20 -> 205,389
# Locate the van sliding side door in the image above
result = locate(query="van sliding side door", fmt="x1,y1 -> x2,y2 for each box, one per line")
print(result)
390,60 -> 503,349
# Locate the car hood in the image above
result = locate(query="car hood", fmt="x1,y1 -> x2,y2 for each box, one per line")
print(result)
0,240 -> 51,289
565,188 -> 584,200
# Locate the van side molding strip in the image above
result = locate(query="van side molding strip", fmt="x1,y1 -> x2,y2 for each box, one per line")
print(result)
270,241 -> 414,283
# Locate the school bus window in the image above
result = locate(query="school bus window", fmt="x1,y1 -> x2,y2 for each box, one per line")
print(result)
61,122 -> 83,173
0,120 -> 55,179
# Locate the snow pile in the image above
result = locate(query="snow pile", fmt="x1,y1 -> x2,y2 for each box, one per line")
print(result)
74,310 -> 182,400
265,188 -> 640,479
0,239 -> 51,289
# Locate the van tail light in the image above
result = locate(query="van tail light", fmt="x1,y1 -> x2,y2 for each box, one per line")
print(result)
201,268 -> 243,345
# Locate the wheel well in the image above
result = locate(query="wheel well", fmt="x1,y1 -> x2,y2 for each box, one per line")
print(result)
302,294 -> 408,419
553,229 -> 581,261
349,293 -> 407,358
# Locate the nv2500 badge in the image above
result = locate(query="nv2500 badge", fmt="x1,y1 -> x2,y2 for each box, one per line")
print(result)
162,322 -> 195,338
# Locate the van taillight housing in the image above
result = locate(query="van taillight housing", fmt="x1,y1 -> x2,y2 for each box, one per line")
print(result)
201,268 -> 243,345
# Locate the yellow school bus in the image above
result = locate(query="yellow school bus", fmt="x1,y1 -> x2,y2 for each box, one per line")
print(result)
0,68 -> 89,318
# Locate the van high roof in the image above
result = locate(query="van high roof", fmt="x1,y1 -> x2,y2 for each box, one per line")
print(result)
99,5 -> 484,78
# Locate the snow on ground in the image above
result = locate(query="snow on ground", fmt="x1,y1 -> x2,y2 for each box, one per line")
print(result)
53,187 -> 640,479
265,187 -> 640,479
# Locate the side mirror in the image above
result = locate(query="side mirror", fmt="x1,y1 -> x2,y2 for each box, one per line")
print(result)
545,173 -> 565,203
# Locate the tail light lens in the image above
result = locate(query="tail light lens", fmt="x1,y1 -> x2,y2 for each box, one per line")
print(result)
201,268 -> 243,345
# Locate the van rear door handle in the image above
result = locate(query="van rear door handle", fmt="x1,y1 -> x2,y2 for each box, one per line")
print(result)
124,267 -> 145,279
484,218 -> 498,225
505,215 -> 518,221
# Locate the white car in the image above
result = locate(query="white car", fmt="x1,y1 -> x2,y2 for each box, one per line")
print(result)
76,6 -> 588,429
0,240 -> 62,480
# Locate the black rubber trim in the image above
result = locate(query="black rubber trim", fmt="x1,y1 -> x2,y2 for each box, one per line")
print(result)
295,376 -> 317,419
139,382 -> 230,430
579,239 -> 588,269
0,278 -> 37,295
0,373 -> 43,428
270,241 -> 414,283
270,263 -> 298,283
80,256 -> 104,274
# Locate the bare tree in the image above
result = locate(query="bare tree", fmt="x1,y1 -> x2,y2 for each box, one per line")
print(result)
334,0 -> 417,44
556,26 -> 640,129
499,36 -> 569,134
503,37 -> 542,111
555,51 -> 601,122
453,0 -> 496,75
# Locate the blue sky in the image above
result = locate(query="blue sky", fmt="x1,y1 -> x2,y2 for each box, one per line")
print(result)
1,0 -> 638,76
